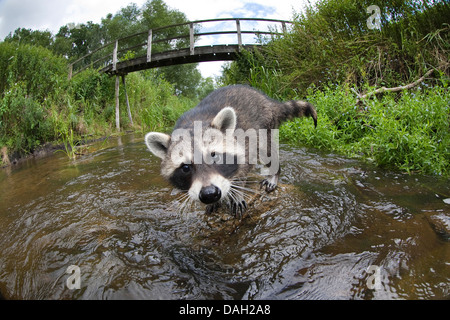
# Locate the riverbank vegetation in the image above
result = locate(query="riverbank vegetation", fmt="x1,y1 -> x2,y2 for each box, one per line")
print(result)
221,0 -> 449,176
0,41 -> 195,161
0,0 -> 203,164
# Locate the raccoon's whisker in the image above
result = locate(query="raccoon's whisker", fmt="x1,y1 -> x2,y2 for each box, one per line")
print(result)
231,179 -> 260,186
180,201 -> 190,216
230,183 -> 254,201
228,188 -> 244,206
177,192 -> 193,217
230,185 -> 252,202
227,191 -> 238,206
176,193 -> 190,208
177,198 -> 188,215
180,198 -> 194,217
231,183 -> 259,194
167,192 -> 188,212
231,178 -> 251,183
177,192 -> 190,202
231,179 -> 258,188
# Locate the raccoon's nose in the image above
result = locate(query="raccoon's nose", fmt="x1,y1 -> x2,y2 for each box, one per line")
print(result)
199,185 -> 221,204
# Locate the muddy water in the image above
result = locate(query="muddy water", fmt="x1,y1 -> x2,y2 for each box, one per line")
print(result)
0,134 -> 448,300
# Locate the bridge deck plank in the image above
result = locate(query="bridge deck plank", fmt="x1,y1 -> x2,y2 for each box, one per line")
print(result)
101,44 -> 260,75
69,18 -> 291,79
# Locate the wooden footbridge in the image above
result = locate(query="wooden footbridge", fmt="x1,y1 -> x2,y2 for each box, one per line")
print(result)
68,18 -> 291,130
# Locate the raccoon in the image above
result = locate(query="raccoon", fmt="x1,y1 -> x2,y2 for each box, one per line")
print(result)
145,85 -> 317,218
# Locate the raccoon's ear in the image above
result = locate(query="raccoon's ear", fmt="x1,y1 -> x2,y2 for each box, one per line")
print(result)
211,106 -> 237,132
145,132 -> 171,159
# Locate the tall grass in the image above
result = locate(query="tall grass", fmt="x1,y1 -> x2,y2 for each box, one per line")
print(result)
278,83 -> 450,176
222,0 -> 449,98
0,43 -> 66,154
220,0 -> 450,177
123,71 -> 195,132
0,42 -> 196,159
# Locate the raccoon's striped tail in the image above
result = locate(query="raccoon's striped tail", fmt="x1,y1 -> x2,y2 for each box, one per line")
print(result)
280,100 -> 318,128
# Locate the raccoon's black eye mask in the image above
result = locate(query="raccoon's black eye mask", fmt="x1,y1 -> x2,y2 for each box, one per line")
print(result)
170,164 -> 194,190
181,164 -> 191,173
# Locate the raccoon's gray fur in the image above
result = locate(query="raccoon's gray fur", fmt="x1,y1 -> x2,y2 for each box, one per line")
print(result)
145,85 -> 317,218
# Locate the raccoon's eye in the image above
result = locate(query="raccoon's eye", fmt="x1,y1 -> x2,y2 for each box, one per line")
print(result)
181,164 -> 191,173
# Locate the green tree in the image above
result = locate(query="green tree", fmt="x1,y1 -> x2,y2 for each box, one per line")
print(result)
141,0 -> 190,49
5,0 -> 207,97
101,3 -> 142,43
222,0 -> 449,97
140,0 -> 202,96
54,21 -> 105,61
4,28 -> 54,49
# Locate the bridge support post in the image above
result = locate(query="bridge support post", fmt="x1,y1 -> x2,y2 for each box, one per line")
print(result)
68,65 -> 73,81
236,19 -> 242,51
147,29 -> 152,62
115,75 -> 120,131
189,23 -> 195,55
113,40 -> 118,72
122,75 -> 133,126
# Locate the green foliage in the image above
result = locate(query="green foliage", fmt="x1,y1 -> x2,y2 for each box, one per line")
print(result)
222,0 -> 449,98
70,68 -> 114,106
280,84 -> 450,176
141,0 -> 190,49
139,0 -> 201,96
124,70 -> 195,131
65,68 -> 195,134
4,28 -> 54,49
0,36 -> 196,157
54,127 -> 79,160
101,4 -> 142,43
220,0 -> 450,177
3,0 -> 208,97
0,43 -> 67,153
0,83 -> 52,153
0,42 -> 68,102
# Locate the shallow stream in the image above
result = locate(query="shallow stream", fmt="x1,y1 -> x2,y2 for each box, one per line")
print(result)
0,134 -> 448,299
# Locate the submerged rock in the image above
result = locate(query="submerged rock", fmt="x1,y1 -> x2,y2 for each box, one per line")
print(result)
426,213 -> 450,241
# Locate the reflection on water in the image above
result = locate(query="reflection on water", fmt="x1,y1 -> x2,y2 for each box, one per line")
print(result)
0,134 -> 448,299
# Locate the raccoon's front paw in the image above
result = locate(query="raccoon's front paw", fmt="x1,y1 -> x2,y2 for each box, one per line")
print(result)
230,200 -> 248,219
260,176 -> 278,193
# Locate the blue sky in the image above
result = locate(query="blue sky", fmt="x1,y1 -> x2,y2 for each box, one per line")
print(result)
0,0 -> 315,77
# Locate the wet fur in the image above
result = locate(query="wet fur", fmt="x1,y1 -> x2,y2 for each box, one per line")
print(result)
175,85 -> 316,132
145,85 -> 317,218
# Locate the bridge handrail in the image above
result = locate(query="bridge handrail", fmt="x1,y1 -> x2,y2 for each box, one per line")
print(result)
68,17 -> 292,79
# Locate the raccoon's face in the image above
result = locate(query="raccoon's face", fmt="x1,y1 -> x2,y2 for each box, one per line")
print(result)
145,107 -> 244,205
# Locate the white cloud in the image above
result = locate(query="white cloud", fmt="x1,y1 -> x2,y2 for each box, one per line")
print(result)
0,0 -> 147,39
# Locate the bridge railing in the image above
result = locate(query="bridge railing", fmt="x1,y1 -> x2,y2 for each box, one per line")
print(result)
68,18 -> 292,79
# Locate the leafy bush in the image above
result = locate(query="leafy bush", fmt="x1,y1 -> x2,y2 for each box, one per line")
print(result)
279,84 -> 450,176
0,42 -> 68,102
222,0 -> 449,98
221,0 -> 450,177
0,83 -> 53,153
0,41 -> 196,156
124,71 -> 195,131
70,68 -> 114,104
0,43 -> 67,153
